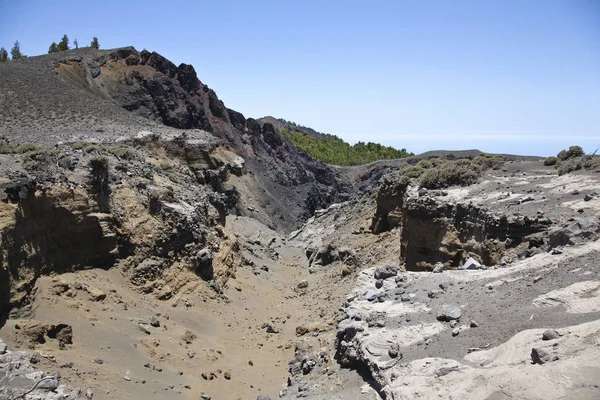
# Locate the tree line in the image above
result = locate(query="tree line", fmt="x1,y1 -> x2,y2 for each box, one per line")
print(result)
279,128 -> 413,166
0,36 -> 100,62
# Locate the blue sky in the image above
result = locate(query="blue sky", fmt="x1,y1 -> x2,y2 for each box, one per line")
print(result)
1,0 -> 599,156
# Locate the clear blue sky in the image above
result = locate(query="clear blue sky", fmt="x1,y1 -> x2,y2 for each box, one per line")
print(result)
1,0 -> 599,156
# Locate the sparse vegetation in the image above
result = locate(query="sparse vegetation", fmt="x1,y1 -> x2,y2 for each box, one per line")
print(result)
0,47 -> 8,62
393,153 -> 506,189
549,145 -> 599,175
14,143 -> 41,154
544,156 -> 559,166
0,140 -> 15,153
90,37 -> 100,49
419,160 -> 483,189
107,145 -> 138,160
279,128 -> 412,166
10,41 -> 25,60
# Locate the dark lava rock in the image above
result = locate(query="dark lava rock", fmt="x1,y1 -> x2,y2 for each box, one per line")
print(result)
195,249 -> 213,281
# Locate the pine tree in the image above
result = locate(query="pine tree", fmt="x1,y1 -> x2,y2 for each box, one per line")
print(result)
56,34 -> 69,51
48,42 -> 57,53
0,47 -> 8,62
10,41 -> 23,60
90,37 -> 99,49
74,39 -> 79,49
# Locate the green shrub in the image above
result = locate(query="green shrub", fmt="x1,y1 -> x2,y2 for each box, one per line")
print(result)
416,159 -> 433,169
72,141 -> 87,150
107,145 -> 138,160
474,153 -> 506,170
419,161 -> 482,189
566,145 -> 584,159
557,145 -> 585,161
544,156 -> 559,166
398,164 -> 424,179
0,141 -> 15,154
14,143 -> 41,154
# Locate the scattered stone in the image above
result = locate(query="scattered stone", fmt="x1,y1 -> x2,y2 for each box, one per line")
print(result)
364,290 -> 378,301
149,316 -> 160,327
452,328 -> 460,337
94,358 -> 104,364
187,351 -> 195,358
520,195 -> 535,203
138,321 -> 151,335
428,289 -> 443,299
531,348 -> 558,364
200,394 -> 211,400
374,264 -> 398,280
388,343 -> 401,359
224,371 -> 231,380
401,295 -> 411,302
257,396 -> 272,400
0,338 -> 7,354
181,330 -> 197,344
124,375 -> 131,381
262,323 -> 279,334
341,265 -> 354,277
297,280 -> 309,289
551,248 -> 563,255
435,364 -> 459,377
584,194 -> 593,201
296,326 -> 309,336
375,279 -> 384,289
470,320 -> 480,328
366,312 -> 387,328
533,276 -> 543,283
542,329 -> 560,341
86,287 -> 106,302
432,263 -> 445,273
571,190 -> 580,195
437,304 -> 462,321
448,320 -> 457,328
461,257 -> 482,270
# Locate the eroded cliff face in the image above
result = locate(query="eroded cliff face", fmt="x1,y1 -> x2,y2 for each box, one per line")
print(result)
52,47 -> 350,232
0,131 -> 247,319
400,193 -> 550,270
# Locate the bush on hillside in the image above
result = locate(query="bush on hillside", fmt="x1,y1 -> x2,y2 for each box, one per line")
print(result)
419,160 -> 482,189
544,156 -> 558,166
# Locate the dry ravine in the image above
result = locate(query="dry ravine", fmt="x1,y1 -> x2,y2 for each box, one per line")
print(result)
1,47 -> 600,400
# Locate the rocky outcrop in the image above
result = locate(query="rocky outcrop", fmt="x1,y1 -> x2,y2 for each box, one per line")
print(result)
370,173 -> 409,233
0,184 -> 126,313
52,47 -> 350,232
0,342 -> 92,399
400,194 -> 549,271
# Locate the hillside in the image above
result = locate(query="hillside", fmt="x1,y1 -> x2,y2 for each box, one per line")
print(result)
258,117 -> 413,166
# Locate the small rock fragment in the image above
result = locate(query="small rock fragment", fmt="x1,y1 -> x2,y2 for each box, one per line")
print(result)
542,329 -> 560,341
297,280 -> 309,289
388,343 -> 401,359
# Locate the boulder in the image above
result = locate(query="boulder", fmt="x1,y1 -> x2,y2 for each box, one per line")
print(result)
461,257 -> 482,270
531,347 -> 558,364
195,249 -> 213,280
374,264 -> 398,280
